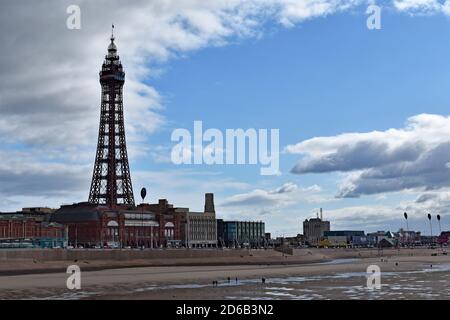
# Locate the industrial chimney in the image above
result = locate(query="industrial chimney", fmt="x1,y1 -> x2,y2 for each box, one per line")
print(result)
204,193 -> 215,213
320,208 -> 323,221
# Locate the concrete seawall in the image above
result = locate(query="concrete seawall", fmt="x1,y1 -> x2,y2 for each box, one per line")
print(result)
0,248 -> 277,262
0,247 -> 435,262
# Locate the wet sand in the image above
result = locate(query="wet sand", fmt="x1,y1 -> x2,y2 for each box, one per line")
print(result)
0,250 -> 449,300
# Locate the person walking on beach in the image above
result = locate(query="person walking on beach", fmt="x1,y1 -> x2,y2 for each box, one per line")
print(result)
227,277 -> 231,284
262,277 -> 266,284
235,277 -> 238,284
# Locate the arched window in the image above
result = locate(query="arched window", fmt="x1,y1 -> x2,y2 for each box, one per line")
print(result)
107,220 -> 119,227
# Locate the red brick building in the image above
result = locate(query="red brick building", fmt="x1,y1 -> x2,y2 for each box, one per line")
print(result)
0,217 -> 65,240
0,209 -> 67,248
50,202 -> 182,248
50,194 -> 216,249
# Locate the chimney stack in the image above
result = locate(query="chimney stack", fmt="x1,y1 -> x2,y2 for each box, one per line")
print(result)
204,193 -> 215,213
320,208 -> 323,220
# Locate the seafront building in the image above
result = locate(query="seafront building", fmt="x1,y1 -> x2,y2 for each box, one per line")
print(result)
50,193 -> 217,249
394,229 -> 421,246
323,230 -> 366,246
366,231 -> 396,246
173,194 -> 218,248
0,208 -> 67,248
217,219 -> 265,248
50,202 -> 165,248
180,210 -> 217,248
303,209 -> 330,246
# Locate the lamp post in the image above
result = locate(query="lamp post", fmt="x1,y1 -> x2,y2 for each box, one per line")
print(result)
404,212 -> 409,247
437,214 -> 442,235
427,213 -> 432,247
437,214 -> 442,249
140,187 -> 147,249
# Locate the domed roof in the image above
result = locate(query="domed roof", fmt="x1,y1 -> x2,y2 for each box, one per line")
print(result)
108,37 -> 117,52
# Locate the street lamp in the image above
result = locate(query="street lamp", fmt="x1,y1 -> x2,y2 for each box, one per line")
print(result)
437,214 -> 442,235
427,213 -> 433,247
140,187 -> 147,249
437,214 -> 442,248
404,212 -> 409,247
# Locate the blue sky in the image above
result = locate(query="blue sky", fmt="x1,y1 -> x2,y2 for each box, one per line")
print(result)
134,9 -> 450,235
2,0 -> 450,236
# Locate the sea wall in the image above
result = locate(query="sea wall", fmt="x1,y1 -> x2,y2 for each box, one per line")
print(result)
0,248 -> 278,261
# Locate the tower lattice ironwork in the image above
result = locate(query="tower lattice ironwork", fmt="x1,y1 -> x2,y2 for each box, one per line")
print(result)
89,29 -> 135,207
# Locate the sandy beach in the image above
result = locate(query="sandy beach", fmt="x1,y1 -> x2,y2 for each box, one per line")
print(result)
0,248 -> 448,299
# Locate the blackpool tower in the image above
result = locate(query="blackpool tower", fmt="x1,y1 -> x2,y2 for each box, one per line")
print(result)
88,28 -> 135,207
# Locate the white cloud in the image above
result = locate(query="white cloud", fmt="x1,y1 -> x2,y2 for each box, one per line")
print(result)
392,0 -> 450,16
278,0 -> 362,26
220,182 -> 328,212
287,114 -> 450,197
393,0 -> 441,13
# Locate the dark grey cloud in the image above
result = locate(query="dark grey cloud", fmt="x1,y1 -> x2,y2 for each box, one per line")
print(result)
220,183 -> 323,208
221,190 -> 283,207
288,114 -> 450,198
292,140 -> 425,174
337,141 -> 450,198
0,165 -> 88,198
415,193 -> 438,203
271,182 -> 298,194
0,150 -> 90,198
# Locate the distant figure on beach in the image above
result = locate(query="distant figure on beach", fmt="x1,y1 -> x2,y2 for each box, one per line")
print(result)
430,264 -> 433,269
227,277 -> 231,284
262,277 -> 266,284
235,277 -> 238,284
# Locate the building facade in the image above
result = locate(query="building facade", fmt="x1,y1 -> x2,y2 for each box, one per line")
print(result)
0,210 -> 67,248
303,217 -> 330,246
176,193 -> 217,248
395,229 -> 421,246
367,231 -> 396,247
137,199 -> 183,248
50,201 -> 181,248
181,211 -> 217,248
51,194 -> 217,249
217,220 -> 265,248
283,234 -> 305,247
324,230 -> 366,246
